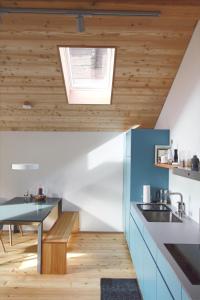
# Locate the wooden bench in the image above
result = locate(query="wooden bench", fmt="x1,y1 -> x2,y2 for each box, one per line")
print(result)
42,211 -> 79,274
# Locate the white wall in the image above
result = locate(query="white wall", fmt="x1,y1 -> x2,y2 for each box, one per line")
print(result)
0,131 -> 124,231
156,21 -> 200,222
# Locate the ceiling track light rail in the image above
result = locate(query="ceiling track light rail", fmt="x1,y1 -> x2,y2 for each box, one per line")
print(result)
0,7 -> 161,32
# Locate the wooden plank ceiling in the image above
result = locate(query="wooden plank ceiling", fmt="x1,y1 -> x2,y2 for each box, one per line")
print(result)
0,0 -> 200,131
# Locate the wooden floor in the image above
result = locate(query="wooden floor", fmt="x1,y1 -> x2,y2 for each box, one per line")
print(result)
0,232 -> 135,300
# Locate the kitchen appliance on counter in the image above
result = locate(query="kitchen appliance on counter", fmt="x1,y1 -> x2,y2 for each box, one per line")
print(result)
143,185 -> 151,203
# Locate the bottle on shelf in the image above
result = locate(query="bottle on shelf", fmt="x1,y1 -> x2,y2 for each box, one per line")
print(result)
167,139 -> 173,164
179,150 -> 185,168
185,151 -> 192,168
191,155 -> 199,171
174,149 -> 178,163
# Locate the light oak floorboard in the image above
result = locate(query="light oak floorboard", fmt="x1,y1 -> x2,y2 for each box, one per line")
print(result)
0,232 -> 135,300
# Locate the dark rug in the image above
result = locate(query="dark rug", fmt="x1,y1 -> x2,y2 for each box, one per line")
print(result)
101,278 -> 142,300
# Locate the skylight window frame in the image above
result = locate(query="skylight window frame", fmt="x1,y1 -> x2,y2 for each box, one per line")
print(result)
58,45 -> 116,105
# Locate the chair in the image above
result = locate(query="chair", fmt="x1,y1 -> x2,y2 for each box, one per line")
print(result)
0,225 -> 5,252
8,225 -> 23,246
0,224 -> 23,248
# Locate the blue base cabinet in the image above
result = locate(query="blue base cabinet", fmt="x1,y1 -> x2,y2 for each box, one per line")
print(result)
142,237 -> 157,300
130,209 -> 191,300
124,129 -> 192,300
130,213 -> 175,300
157,248 -> 182,300
130,215 -> 157,300
124,156 -> 131,244
123,129 -> 169,246
129,215 -> 144,292
157,271 -> 173,300
182,289 -> 190,300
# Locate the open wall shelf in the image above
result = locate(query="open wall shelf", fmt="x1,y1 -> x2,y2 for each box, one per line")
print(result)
173,167 -> 200,182
154,163 -> 177,169
155,163 -> 200,181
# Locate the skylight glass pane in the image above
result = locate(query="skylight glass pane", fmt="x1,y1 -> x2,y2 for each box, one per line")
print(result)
59,47 -> 115,104
69,48 -> 109,89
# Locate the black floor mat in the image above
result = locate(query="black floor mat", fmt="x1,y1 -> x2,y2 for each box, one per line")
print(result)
101,278 -> 142,300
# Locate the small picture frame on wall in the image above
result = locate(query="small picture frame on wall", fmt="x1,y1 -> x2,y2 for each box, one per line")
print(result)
155,145 -> 170,164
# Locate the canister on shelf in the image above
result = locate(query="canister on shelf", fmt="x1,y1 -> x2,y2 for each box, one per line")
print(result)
191,155 -> 199,171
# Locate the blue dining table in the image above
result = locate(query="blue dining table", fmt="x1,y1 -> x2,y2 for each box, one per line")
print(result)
0,197 -> 62,273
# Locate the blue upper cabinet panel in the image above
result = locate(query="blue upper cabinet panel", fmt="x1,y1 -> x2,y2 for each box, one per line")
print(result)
126,130 -> 132,157
130,129 -> 169,202
123,129 -> 169,241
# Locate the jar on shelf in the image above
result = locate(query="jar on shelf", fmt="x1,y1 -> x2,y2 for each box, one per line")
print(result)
191,155 -> 199,171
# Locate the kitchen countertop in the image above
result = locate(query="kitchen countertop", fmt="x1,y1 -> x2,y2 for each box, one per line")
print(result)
131,202 -> 200,300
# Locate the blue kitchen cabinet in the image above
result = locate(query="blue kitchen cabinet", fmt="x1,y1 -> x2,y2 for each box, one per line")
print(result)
131,206 -> 188,300
131,211 -> 173,300
142,237 -> 157,300
123,133 -> 130,245
130,215 -> 157,300
123,129 -> 169,245
157,270 -> 173,300
126,130 -> 131,157
143,226 -> 157,259
123,155 -> 131,245
122,157 -> 126,240
129,214 -> 136,263
131,129 -> 169,202
182,288 -> 191,300
123,155 -> 127,239
157,249 -> 182,300
129,215 -> 144,291
125,157 -> 131,244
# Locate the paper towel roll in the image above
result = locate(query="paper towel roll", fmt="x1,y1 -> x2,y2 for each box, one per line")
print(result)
143,185 -> 151,203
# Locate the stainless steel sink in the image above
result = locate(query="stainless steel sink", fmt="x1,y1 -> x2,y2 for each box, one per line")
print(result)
137,204 -> 182,223
141,210 -> 182,223
137,203 -> 171,212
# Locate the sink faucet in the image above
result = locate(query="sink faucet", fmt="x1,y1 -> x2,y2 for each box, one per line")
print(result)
168,192 -> 185,218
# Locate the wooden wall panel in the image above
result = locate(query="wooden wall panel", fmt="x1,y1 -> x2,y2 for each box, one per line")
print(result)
0,0 -> 199,131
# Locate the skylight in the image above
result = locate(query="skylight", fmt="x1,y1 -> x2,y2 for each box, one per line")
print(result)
59,47 -> 115,104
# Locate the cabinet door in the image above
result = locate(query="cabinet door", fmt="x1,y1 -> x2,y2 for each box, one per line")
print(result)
125,157 -> 131,245
157,271 -> 173,300
157,249 -> 182,300
126,130 -> 131,157
129,216 -> 143,291
182,288 -> 190,300
129,215 -> 135,262
123,157 -> 127,232
142,241 -> 157,300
